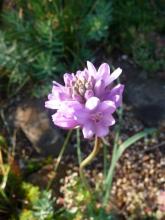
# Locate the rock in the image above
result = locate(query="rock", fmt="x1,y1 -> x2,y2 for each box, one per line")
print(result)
13,100 -> 66,156
27,164 -> 55,189
125,78 -> 165,126
113,57 -> 165,126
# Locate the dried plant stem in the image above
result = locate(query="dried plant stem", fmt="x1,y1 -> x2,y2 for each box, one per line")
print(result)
54,130 -> 73,172
0,149 -> 5,175
79,136 -> 101,193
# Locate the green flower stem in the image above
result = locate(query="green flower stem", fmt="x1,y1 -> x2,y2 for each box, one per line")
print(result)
79,136 -> 101,193
47,129 -> 73,189
103,140 -> 108,178
80,136 -> 101,169
76,128 -> 82,165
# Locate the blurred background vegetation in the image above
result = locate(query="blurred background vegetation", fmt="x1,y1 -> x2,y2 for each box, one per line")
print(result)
0,0 -> 164,98
0,1 -> 165,219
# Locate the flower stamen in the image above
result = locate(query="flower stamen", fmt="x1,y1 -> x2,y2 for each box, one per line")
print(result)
71,74 -> 94,102
91,112 -> 102,123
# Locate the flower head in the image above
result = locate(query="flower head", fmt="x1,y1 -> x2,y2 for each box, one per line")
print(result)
45,61 -> 124,139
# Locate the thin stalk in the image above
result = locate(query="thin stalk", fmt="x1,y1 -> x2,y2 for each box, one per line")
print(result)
80,136 -> 101,169
103,143 -> 108,178
47,130 -> 73,189
79,136 -> 101,194
76,128 -> 82,165
54,130 -> 73,172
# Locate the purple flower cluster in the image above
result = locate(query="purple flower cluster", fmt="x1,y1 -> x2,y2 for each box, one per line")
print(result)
45,61 -> 124,139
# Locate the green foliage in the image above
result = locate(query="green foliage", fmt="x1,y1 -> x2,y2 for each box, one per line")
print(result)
109,0 -> 165,74
1,0 -> 163,94
0,0 -> 112,97
22,182 -> 40,204
19,187 -> 55,220
0,144 -> 55,220
59,207 -> 119,220
0,172 -> 55,220
133,34 -> 165,73
83,1 -> 112,41
0,168 -> 23,219
32,190 -> 55,220
19,210 -> 35,220
0,0 -> 164,95
87,207 -> 120,220
15,182 -> 55,220
110,0 -> 164,50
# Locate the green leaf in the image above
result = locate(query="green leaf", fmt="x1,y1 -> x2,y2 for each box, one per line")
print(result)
116,128 -> 156,162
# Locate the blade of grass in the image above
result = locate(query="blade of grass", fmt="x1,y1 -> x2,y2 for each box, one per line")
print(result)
115,128 -> 156,163
103,128 -> 156,205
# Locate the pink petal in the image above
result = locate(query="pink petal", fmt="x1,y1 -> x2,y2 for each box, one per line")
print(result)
108,68 -> 122,84
53,80 -> 64,87
52,112 -> 78,129
95,125 -> 109,137
98,63 -> 110,76
87,61 -> 97,77
76,69 -> 88,81
82,122 -> 95,139
45,100 -> 61,109
97,63 -> 111,85
102,115 -> 115,126
63,73 -> 74,86
72,93 -> 84,102
109,84 -> 124,107
110,84 -> 124,96
60,100 -> 83,113
74,109 -> 89,124
94,79 -> 105,96
98,100 -> 116,113
52,85 -> 62,94
85,97 -> 100,111
51,85 -> 71,101
84,90 -> 94,99
114,95 -> 120,105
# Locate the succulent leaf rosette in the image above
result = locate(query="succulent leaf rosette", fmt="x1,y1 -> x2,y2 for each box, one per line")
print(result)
45,61 -> 124,139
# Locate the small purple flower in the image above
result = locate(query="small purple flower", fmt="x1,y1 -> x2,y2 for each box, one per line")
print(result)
45,61 -> 124,138
74,97 -> 116,139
